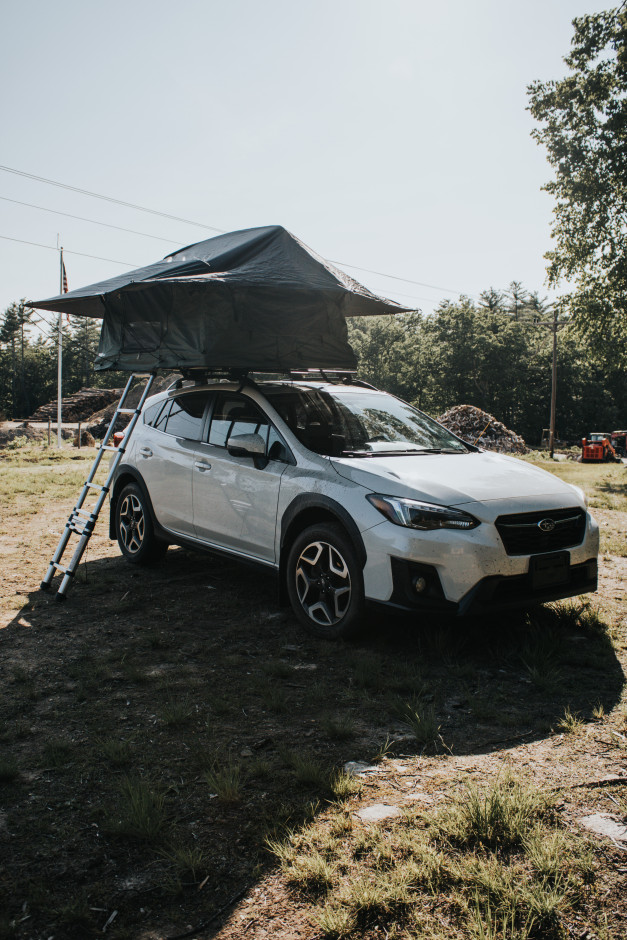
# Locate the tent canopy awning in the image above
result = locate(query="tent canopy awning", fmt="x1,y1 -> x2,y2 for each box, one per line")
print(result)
29,225 -> 411,372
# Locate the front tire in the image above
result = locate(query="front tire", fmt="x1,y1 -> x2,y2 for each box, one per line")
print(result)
286,523 -> 365,639
115,482 -> 167,565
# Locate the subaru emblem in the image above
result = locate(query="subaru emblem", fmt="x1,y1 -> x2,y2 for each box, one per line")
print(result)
538,518 -> 556,533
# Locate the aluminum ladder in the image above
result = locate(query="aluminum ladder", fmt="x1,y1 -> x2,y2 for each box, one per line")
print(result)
40,373 -> 156,600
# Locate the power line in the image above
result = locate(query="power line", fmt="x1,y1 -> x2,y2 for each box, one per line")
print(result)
1,231 -> 435,307
2,189 -> 464,297
377,287 -> 447,304
0,163 -> 466,296
0,234 -> 137,267
0,195 -> 183,246
329,260 -> 464,296
0,164 -> 225,234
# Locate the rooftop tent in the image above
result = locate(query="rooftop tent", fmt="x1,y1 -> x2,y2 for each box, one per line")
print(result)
29,225 -> 411,373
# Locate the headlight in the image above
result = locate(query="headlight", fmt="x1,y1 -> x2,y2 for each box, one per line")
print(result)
366,494 -> 480,531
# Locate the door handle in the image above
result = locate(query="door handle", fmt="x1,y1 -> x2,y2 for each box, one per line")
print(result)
139,447 -> 153,458
195,461 -> 211,472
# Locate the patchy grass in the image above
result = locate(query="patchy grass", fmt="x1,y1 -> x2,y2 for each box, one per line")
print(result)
0,441 -> 97,466
203,753 -> 244,804
430,772 -> 550,849
393,698 -> 442,748
0,465 -> 104,507
521,458 -> 627,512
273,775 -> 597,939
104,775 -> 168,842
556,705 -> 585,735
0,440 -> 625,939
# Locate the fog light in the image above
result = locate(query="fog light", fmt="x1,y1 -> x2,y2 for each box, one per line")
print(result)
412,576 -> 427,594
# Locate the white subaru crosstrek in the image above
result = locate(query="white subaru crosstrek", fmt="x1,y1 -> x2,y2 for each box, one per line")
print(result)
109,377 -> 599,638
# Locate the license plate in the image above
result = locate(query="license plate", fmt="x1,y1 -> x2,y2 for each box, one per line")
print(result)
529,551 -> 569,590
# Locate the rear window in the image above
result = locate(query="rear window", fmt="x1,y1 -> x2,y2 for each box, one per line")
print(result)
153,400 -> 172,432
163,393 -> 209,441
143,400 -> 165,427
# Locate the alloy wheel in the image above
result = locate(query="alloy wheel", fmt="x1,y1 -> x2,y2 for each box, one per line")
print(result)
118,493 -> 145,555
294,540 -> 352,626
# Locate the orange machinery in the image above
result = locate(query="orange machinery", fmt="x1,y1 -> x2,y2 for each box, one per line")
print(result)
581,432 -> 619,462
610,430 -> 626,458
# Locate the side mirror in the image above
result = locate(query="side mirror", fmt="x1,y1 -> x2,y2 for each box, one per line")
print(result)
227,432 -> 267,459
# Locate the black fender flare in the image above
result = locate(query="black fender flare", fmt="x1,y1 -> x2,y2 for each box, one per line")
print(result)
109,465 -> 167,542
280,494 -> 367,569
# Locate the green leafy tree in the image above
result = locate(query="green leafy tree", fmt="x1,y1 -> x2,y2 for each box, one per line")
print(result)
0,300 -> 125,420
0,301 -> 35,418
527,6 -> 627,352
349,289 -> 626,444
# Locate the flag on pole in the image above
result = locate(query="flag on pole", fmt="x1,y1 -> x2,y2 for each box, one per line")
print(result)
60,251 -> 69,322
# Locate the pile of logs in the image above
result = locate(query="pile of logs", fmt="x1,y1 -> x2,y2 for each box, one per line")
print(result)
30,388 -> 123,423
438,404 -> 527,454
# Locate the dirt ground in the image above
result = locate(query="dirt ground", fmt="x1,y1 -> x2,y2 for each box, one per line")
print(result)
0,449 -> 625,940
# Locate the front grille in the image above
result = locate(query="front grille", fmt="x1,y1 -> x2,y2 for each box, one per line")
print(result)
495,507 -> 586,556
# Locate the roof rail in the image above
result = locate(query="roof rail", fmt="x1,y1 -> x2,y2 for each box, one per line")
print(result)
169,368 -> 371,390
288,369 -> 358,384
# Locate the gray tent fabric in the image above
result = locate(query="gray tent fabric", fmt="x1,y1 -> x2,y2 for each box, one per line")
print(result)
29,225 -> 411,372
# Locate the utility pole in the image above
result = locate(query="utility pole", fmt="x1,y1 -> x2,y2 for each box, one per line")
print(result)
537,303 -> 566,459
549,305 -> 558,459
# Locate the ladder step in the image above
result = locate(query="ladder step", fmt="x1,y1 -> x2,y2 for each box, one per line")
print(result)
51,562 -> 73,575
70,511 -> 96,523
41,372 -> 155,600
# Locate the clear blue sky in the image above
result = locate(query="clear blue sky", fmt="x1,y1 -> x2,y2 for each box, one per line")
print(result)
0,0 -> 612,327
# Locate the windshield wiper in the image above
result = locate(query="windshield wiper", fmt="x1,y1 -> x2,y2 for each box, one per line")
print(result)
340,450 -> 428,457
340,447 -> 466,458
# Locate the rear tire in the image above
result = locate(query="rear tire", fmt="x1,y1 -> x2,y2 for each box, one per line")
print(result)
286,523 -> 365,639
115,483 -> 167,565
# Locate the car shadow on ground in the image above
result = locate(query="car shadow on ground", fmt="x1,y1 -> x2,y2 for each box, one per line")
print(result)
1,546 -> 624,938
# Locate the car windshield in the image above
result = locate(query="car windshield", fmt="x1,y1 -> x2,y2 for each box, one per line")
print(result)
263,386 -> 470,457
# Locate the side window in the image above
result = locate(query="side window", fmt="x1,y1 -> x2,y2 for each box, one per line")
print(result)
164,392 -> 209,441
143,400 -> 165,427
208,395 -> 268,448
153,400 -> 172,432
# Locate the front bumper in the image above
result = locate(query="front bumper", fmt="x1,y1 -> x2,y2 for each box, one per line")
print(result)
385,556 -> 598,616
360,501 -> 600,614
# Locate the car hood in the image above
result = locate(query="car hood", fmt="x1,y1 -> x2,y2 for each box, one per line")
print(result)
330,451 -> 581,507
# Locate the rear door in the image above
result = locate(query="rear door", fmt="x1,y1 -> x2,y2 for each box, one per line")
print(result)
137,392 -> 211,537
192,393 -> 289,563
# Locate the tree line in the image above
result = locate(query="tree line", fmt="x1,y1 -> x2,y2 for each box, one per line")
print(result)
1,284 -> 624,444
0,302 -> 122,421
348,284 -> 626,446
